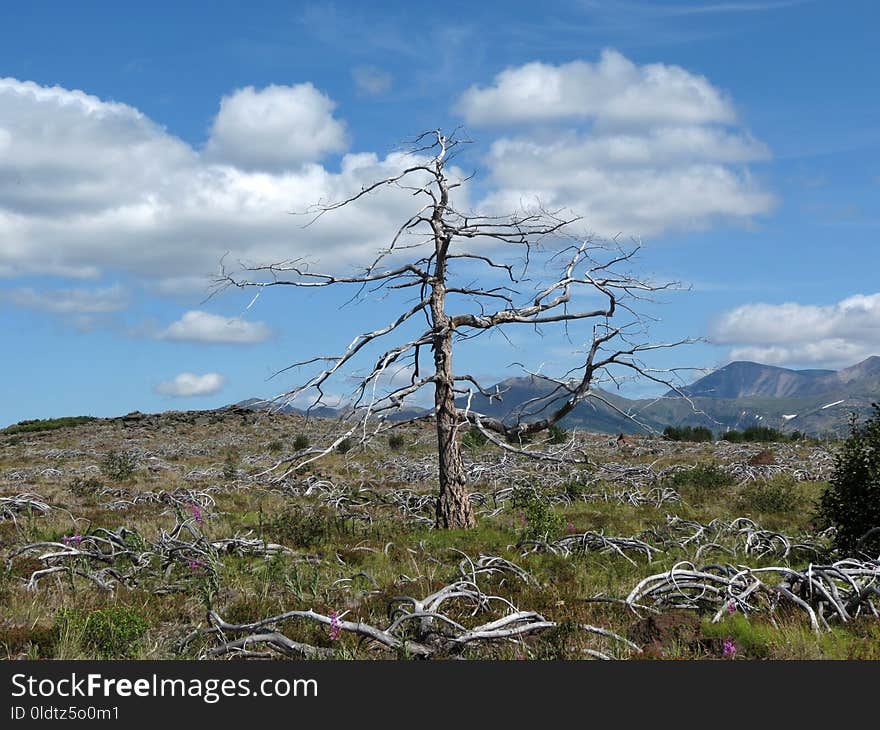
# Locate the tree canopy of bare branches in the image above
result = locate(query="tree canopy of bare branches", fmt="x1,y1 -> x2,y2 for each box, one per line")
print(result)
214,130 -> 690,529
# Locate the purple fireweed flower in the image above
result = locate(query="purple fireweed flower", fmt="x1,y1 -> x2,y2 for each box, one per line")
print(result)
329,611 -> 342,641
188,502 -> 204,525
187,558 -> 207,571
727,601 -> 736,615
63,534 -> 83,546
722,639 -> 737,658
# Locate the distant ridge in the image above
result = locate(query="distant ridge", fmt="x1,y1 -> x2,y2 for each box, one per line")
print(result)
233,356 -> 880,437
673,356 -> 880,400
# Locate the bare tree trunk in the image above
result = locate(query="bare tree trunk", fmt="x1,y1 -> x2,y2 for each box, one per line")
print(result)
430,176 -> 475,529
433,324 -> 475,529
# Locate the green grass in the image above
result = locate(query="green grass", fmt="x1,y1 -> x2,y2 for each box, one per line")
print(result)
3,416 -> 96,435
0,409 -> 864,660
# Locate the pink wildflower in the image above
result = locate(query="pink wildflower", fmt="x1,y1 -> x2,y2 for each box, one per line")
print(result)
188,502 -> 204,525
722,639 -> 737,658
63,534 -> 83,546
329,611 -> 342,641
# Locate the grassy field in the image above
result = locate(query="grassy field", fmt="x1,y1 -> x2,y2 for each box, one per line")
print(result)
1,408 -> 877,661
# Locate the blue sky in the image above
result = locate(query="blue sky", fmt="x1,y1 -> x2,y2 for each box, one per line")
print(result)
1,0 -> 878,425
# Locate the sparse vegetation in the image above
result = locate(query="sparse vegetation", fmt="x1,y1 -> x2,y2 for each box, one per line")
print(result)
0,407 -> 870,660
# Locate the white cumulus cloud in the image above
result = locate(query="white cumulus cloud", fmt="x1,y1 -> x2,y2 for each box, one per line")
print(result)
457,50 -> 735,128
0,60 -> 775,293
158,310 -> 272,344
155,372 -> 225,397
204,83 -> 348,171
710,293 -> 880,367
458,50 -> 775,236
0,77 -> 434,287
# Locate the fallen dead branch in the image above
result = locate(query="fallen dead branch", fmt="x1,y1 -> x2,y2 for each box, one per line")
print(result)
625,558 -> 880,632
202,552 -> 641,660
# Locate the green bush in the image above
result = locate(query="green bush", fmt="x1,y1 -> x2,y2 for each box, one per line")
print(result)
56,607 -> 149,659
739,476 -> 799,514
546,424 -> 569,445
66,476 -> 103,498
462,427 -> 488,450
293,434 -> 310,451
222,450 -> 239,480
662,463 -> 736,496
818,405 -> 880,556
101,450 -> 137,482
336,437 -> 353,454
564,479 -> 589,500
512,487 -> 562,541
263,505 -> 335,548
663,425 -> 714,442
268,440 -> 284,453
388,433 -> 406,451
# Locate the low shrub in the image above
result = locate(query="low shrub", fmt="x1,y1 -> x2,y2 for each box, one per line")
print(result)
462,427 -> 488,450
662,463 -> 736,496
663,425 -> 714,442
388,433 -> 406,451
547,424 -> 569,445
512,487 -> 563,541
56,607 -> 149,659
66,476 -> 103,498
564,479 -> 589,500
293,434 -> 311,451
739,476 -> 800,514
222,450 -> 239,480
101,450 -> 137,482
263,505 -> 336,548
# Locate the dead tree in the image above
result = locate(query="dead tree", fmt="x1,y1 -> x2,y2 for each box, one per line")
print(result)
214,130 -> 689,529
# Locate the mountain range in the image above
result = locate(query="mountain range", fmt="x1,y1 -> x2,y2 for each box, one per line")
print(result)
236,356 -> 880,437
